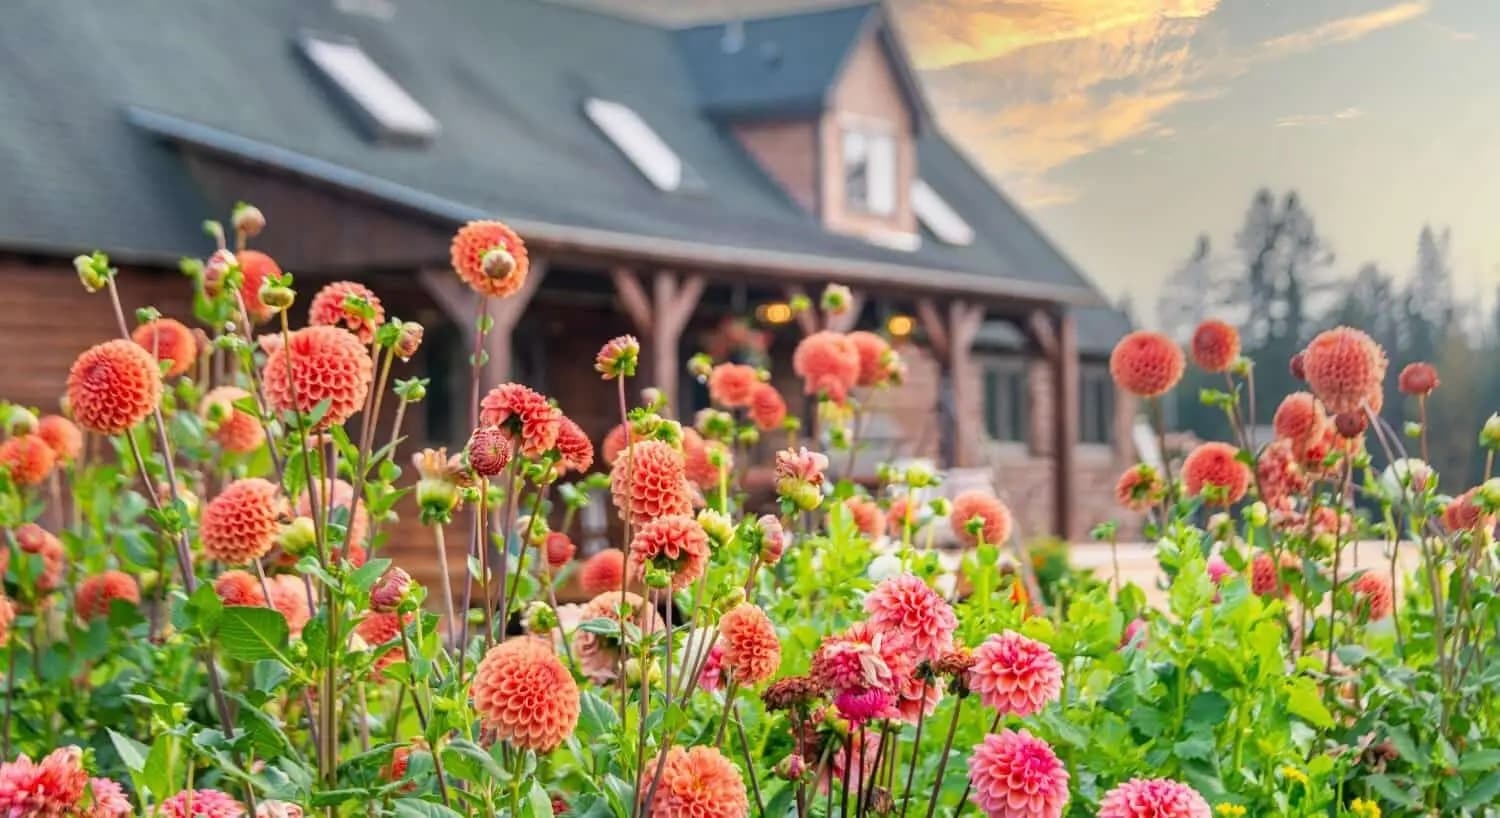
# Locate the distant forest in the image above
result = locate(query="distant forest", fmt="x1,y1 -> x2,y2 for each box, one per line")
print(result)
1151,188 -> 1498,490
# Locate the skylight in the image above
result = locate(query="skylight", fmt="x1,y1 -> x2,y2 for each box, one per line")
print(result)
299,33 -> 438,144
584,98 -> 701,193
913,180 -> 975,246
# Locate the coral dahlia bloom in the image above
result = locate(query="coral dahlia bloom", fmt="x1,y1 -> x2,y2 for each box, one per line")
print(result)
1301,327 -> 1388,415
35,416 -> 82,464
201,478 -> 286,564
887,496 -> 920,538
1398,362 -> 1439,396
1109,331 -> 1184,397
811,633 -> 896,695
969,631 -> 1062,717
235,250 -> 281,324
451,220 -> 530,297
554,416 -> 595,474
793,331 -> 860,403
968,730 -> 1069,818
718,603 -> 781,685
158,788 -> 245,818
472,637 -> 580,752
67,339 -> 163,435
950,490 -> 1012,547
1097,778 -> 1211,818
0,746 -> 90,817
627,514 -> 710,591
268,575 -> 313,636
200,387 -> 265,453
1114,464 -> 1166,512
863,574 -> 957,663
775,447 -> 829,486
681,428 -> 724,489
544,531 -> 576,570
610,440 -> 693,525
843,496 -> 884,540
1272,392 -> 1327,444
1181,442 -> 1251,505
1256,439 -> 1307,505
848,331 -> 895,387
643,745 -> 749,818
579,549 -> 627,596
595,334 -> 639,380
601,423 -> 629,466
747,382 -> 787,431
708,363 -> 759,408
1189,319 -> 1240,373
466,426 -> 513,477
308,280 -> 384,343
0,596 -> 14,645
16,523 -> 65,592
479,383 -> 561,458
75,571 -> 140,621
86,777 -> 132,817
1442,487 -> 1494,534
1250,552 -> 1296,597
262,326 -> 373,430
214,570 -> 266,606
0,434 -> 56,486
572,591 -> 655,684
131,318 -> 198,378
1352,571 -> 1393,620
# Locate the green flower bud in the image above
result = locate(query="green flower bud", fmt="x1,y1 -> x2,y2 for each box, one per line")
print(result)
777,478 -> 821,512
280,516 -> 318,556
1482,414 -> 1500,451
697,509 -> 734,546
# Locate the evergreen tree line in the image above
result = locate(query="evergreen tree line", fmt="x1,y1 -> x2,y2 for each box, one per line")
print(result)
1152,188 -> 1499,489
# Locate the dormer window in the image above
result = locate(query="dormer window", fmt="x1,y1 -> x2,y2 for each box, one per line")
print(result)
841,123 -> 897,216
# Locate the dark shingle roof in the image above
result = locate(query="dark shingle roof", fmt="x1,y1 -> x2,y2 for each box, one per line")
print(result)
0,0 -> 1107,310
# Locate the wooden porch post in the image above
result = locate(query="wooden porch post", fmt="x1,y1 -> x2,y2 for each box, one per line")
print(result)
612,268 -> 705,416
419,259 -> 549,386
917,298 -> 983,468
1053,310 -> 1079,540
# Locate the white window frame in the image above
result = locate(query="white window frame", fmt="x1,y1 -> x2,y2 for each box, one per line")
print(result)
913,179 -> 975,246
299,33 -> 438,142
584,97 -> 686,192
840,119 -> 898,216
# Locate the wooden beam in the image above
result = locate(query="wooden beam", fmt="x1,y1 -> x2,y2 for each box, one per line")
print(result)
947,301 -> 985,467
915,298 -> 949,360
611,269 -> 705,416
1027,309 -> 1059,361
611,267 -> 652,334
1053,310 -> 1079,540
418,260 -> 548,386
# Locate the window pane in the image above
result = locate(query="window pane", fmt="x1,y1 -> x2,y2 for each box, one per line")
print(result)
1009,371 -> 1026,442
843,129 -> 869,209
866,133 -> 896,215
983,368 -> 1000,440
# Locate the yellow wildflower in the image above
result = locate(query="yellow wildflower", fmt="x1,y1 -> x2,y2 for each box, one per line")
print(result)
1349,797 -> 1381,818
1214,804 -> 1247,817
1280,765 -> 1309,787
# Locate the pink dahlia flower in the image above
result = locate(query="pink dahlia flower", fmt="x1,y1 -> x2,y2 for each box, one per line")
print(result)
1098,778 -> 1211,818
968,631 -> 1062,717
968,730 -> 1068,818
862,574 -> 957,664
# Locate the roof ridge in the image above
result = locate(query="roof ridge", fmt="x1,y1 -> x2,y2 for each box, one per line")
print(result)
673,1 -> 878,33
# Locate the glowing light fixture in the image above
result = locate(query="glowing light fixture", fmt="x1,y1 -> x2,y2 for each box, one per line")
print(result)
759,302 -> 793,325
886,313 -> 915,339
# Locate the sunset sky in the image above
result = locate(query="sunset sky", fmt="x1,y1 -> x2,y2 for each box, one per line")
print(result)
587,0 -> 1500,323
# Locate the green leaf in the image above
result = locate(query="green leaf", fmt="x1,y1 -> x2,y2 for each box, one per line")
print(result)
1459,749 -> 1500,773
1459,772 -> 1500,808
394,798 -> 465,818
444,739 -> 505,780
1173,732 -> 1215,762
524,780 -> 555,818
1365,774 -> 1420,807
350,557 -> 392,592
1282,677 -> 1333,729
108,730 -> 149,773
218,606 -> 292,664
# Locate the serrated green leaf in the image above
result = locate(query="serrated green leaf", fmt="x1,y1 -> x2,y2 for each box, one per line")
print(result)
218,606 -> 292,664
108,730 -> 149,773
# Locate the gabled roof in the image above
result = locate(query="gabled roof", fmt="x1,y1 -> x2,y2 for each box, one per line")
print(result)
0,0 -> 1107,309
674,2 -> 928,126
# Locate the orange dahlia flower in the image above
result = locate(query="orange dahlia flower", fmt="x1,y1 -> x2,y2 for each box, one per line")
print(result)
1301,326 -> 1387,415
601,423 -> 629,466
718,603 -> 781,685
235,250 -> 282,324
707,363 -> 759,408
0,434 -> 56,486
201,478 -> 286,564
950,490 -> 1012,547
262,326 -> 373,430
1352,571 -> 1393,621
1114,464 -> 1166,512
641,745 -> 749,818
16,523 -> 65,592
450,220 -> 530,298
1181,442 -> 1250,505
199,387 -> 265,453
214,570 -> 266,606
610,440 -> 693,524
842,496 -> 883,540
747,382 -> 787,431
131,318 -> 198,378
579,549 -> 626,596
67,339 -> 162,435
472,637 -> 580,752
627,514 -> 709,591
1188,319 -> 1239,373
554,416 -> 595,474
479,383 -> 562,459
1108,331 -> 1184,397
543,532 -> 575,569
792,331 -> 860,403
35,415 -> 82,464
75,571 -> 140,621
308,281 -> 384,343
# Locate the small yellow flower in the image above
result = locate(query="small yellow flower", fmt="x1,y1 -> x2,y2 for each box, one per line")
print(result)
1280,765 -> 1309,787
1214,804 -> 1247,817
1349,797 -> 1381,818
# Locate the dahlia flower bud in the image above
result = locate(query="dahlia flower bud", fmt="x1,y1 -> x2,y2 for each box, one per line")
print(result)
788,293 -> 812,314
1335,411 -> 1367,438
395,377 -> 427,403
203,249 -> 237,294
517,514 -> 548,547
929,497 -> 953,517
757,514 -> 786,564
1245,500 -> 1269,528
394,322 -> 424,361
775,754 -> 808,781
644,567 -> 673,590
717,587 -> 747,611
696,408 -> 734,440
624,656 -> 661,687
481,248 -> 517,282
4,405 -> 38,436
641,387 -> 665,410
904,463 -> 937,488
686,353 -> 713,382
697,509 -> 734,546
467,426 -> 512,477
259,281 -> 295,311
370,567 -> 413,612
737,427 -> 760,447
1480,478 -> 1500,510
778,479 -> 822,512
821,283 -> 853,316
1481,414 -> 1500,451
594,335 -> 640,380
233,203 -> 266,237
522,600 -> 558,634
1398,362 -> 1439,396
280,516 -> 318,556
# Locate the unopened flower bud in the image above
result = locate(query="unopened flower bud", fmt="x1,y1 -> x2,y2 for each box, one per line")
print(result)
686,353 -> 713,382
481,248 -> 516,282
522,600 -> 558,634
717,587 -> 747,611
697,509 -> 734,546
1289,352 -> 1306,382
467,426 -> 511,477
1334,411 -> 1367,439
280,516 -> 318,556
756,514 -> 786,564
624,657 -> 661,687
929,497 -> 952,517
395,322 -> 424,361
203,249 -> 237,294
74,253 -> 111,293
645,568 -> 672,590
641,387 -> 664,410
820,284 -> 852,316
517,514 -> 547,547
594,335 -> 640,380
777,478 -> 822,512
395,378 -> 427,403
259,282 -> 295,311
370,567 -> 412,612
904,464 -> 936,488
788,293 -> 812,314
1481,414 -> 1500,451
1479,478 -> 1500,509
775,754 -> 807,781
1230,357 -> 1253,378
233,204 -> 266,238
736,427 -> 760,447
1244,501 -> 1269,528
4,406 -> 38,436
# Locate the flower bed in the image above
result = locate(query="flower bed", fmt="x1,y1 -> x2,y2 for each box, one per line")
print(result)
0,204 -> 1496,817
